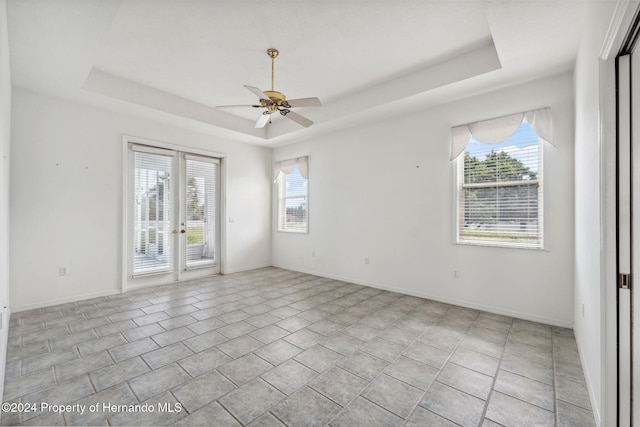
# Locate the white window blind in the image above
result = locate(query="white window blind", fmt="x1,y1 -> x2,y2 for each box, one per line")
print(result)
184,155 -> 218,268
275,157 -> 308,233
131,146 -> 175,274
457,122 -> 543,249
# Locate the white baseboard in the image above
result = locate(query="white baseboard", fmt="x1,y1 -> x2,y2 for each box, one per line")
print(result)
11,262 -> 574,327
272,263 -> 574,328
12,262 -> 272,311
574,331 -> 601,426
11,289 -> 122,313
224,263 -> 272,274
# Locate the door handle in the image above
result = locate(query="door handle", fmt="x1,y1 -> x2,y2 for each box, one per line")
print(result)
181,229 -> 186,234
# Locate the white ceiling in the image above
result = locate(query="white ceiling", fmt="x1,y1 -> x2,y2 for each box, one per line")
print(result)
7,0 -> 595,146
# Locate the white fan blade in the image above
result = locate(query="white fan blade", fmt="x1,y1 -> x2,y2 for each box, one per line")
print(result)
254,113 -> 271,128
244,85 -> 272,101
283,110 -> 313,127
285,97 -> 322,108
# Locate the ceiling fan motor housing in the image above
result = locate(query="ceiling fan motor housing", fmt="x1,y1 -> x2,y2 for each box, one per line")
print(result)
264,90 -> 285,103
263,90 -> 286,113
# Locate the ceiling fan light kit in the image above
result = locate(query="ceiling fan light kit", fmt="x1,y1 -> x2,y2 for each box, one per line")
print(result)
218,48 -> 322,129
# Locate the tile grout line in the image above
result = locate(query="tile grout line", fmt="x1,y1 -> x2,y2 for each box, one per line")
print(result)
253,289 -> 394,425
552,331 -> 559,427
477,316 -> 514,426
400,310 -> 496,426
3,269 -> 590,426
398,312 -> 460,426
325,304 -> 458,426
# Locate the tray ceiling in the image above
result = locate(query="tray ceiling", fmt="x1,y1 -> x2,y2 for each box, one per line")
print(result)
7,0 -> 589,146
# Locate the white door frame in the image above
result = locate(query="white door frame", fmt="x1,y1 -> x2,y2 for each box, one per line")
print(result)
121,135 -> 227,292
617,52 -> 633,427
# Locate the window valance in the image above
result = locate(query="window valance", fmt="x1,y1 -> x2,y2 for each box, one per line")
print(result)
450,107 -> 553,160
273,156 -> 309,182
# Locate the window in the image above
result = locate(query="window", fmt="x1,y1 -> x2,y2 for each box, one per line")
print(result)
274,157 -> 309,233
452,109 -> 551,249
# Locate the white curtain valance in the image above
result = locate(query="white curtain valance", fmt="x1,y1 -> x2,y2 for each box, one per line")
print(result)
449,107 -> 553,160
273,156 -> 309,182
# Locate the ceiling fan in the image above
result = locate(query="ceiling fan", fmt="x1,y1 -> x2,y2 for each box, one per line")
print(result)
218,48 -> 322,128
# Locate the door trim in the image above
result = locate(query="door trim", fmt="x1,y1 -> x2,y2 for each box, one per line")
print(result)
616,53 -> 633,427
121,134 -> 227,293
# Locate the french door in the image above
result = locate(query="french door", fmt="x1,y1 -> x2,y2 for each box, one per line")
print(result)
125,142 -> 221,289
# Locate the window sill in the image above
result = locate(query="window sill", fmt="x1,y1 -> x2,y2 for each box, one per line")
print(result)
456,239 -> 543,250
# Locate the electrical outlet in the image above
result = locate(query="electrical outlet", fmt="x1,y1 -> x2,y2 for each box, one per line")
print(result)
364,256 -> 370,264
59,267 -> 68,276
452,269 -> 459,278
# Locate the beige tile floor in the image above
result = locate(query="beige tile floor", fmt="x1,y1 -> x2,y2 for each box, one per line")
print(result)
1,267 -> 595,426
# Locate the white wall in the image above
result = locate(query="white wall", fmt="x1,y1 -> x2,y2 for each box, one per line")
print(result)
0,0 -> 11,406
10,88 -> 272,311
273,72 -> 575,327
572,2 -> 619,425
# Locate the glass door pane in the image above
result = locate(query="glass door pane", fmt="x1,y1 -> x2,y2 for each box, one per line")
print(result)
184,156 -> 218,269
132,150 -> 174,275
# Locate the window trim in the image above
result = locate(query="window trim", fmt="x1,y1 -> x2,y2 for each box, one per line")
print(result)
454,130 -> 545,250
275,156 -> 309,234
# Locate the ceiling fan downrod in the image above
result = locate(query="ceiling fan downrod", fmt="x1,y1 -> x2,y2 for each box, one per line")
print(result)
267,48 -> 278,92
262,48 -> 287,113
